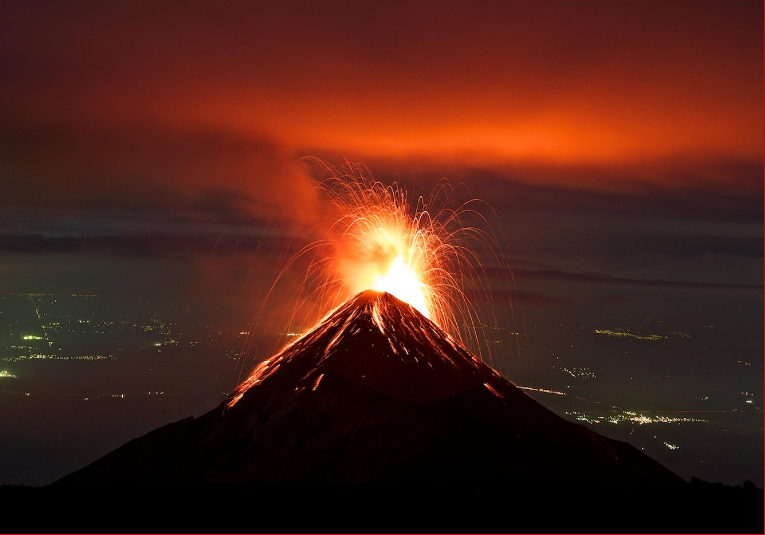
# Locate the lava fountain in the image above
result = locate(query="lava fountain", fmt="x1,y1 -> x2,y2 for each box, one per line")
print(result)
229,161 -> 515,398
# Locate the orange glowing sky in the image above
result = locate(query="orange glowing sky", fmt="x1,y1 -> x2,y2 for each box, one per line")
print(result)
0,1 -> 762,214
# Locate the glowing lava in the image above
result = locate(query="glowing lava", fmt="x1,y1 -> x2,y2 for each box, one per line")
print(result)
323,172 -> 451,329
228,162 -> 513,398
371,254 -> 430,318
310,163 -> 507,344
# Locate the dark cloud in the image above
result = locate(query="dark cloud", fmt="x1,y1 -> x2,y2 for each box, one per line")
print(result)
468,289 -> 574,307
0,231 -> 304,259
513,268 -> 762,291
0,126 -> 318,224
367,158 -> 763,224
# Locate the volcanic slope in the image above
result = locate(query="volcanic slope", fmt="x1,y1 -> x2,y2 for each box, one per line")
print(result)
59,290 -> 682,484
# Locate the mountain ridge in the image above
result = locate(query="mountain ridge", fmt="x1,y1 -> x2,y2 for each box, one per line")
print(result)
58,290 -> 683,485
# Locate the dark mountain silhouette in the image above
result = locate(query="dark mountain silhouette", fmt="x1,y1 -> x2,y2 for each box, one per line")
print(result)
58,290 -> 681,485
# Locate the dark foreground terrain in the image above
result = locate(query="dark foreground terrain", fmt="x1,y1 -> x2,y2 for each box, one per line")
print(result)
24,292 -> 761,533
1,479 -> 762,533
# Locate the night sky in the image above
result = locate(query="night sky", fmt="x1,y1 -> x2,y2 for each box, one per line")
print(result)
0,1 -> 762,487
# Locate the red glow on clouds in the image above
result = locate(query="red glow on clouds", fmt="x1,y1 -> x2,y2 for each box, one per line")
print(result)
1,1 -> 761,215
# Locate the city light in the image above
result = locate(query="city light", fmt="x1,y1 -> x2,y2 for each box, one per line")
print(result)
566,410 -> 707,426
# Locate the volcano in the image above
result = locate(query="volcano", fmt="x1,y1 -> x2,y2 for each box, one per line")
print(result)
59,290 -> 681,485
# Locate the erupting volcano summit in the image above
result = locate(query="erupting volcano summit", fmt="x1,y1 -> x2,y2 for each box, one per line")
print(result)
60,291 -> 681,485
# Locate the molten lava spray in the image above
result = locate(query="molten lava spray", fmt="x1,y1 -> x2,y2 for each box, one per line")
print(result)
229,161 -> 516,398
325,169 -> 466,329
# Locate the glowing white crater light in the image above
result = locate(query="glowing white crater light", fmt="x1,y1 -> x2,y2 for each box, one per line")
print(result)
371,255 -> 430,318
